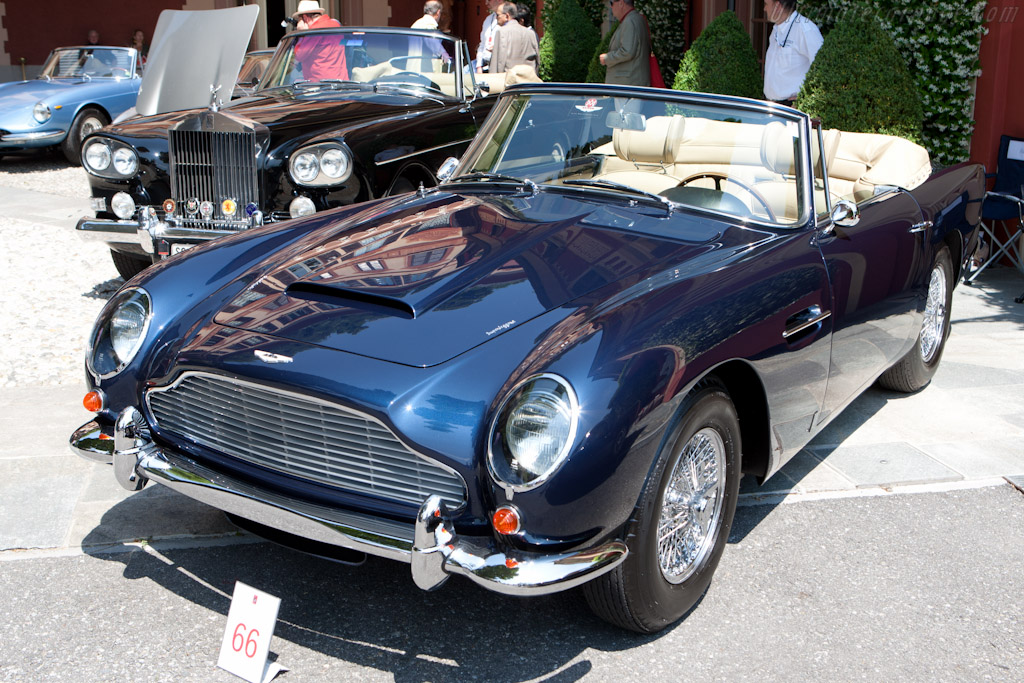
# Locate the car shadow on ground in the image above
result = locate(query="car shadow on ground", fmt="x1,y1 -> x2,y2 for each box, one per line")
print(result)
81,495 -> 664,681
83,278 -> 124,300
0,149 -> 71,173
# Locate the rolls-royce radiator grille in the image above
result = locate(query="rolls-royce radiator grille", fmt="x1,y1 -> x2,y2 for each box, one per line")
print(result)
168,128 -> 258,229
147,373 -> 467,509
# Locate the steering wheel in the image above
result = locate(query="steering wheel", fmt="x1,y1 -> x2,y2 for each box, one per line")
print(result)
110,67 -> 130,78
679,172 -> 776,222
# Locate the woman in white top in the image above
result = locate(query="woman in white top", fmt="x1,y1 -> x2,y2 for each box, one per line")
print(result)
763,0 -> 823,105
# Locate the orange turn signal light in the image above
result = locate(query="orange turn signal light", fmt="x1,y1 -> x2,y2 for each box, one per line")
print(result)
492,506 -> 521,536
83,391 -> 104,413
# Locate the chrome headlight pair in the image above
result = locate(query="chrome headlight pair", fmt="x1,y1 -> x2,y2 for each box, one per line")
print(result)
87,287 -> 152,379
83,137 -> 139,179
289,143 -> 352,187
33,102 -> 52,123
488,374 -> 580,492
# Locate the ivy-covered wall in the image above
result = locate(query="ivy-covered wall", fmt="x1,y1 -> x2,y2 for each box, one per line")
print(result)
798,0 -> 986,167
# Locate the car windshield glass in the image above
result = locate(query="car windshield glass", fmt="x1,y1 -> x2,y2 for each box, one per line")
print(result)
41,48 -> 134,79
461,92 -> 809,226
237,52 -> 273,84
259,30 -> 459,99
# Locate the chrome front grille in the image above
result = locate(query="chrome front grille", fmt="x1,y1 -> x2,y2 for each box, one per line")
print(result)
168,127 -> 258,229
146,373 -> 467,509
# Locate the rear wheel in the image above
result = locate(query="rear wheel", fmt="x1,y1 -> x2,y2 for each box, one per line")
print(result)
61,107 -> 108,165
110,249 -> 152,280
584,379 -> 741,633
877,246 -> 954,392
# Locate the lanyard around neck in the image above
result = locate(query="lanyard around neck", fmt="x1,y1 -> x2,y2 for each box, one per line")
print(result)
777,12 -> 798,48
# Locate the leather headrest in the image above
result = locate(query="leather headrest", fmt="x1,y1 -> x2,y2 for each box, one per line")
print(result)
613,115 -> 685,164
760,121 -> 797,175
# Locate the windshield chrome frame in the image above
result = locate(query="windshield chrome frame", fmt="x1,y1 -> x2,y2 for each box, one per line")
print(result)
258,26 -> 465,100
454,84 -> 817,231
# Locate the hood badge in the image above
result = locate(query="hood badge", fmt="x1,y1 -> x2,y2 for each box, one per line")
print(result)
254,350 -> 294,364
485,320 -> 516,336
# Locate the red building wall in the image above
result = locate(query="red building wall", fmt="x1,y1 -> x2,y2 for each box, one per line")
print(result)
4,1 -> 184,66
970,1 -> 1024,174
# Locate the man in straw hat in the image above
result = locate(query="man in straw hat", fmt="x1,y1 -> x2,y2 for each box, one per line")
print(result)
292,0 -> 348,81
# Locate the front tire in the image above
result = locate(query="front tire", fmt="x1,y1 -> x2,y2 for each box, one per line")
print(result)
110,249 -> 152,280
61,107 -> 108,165
584,379 -> 741,633
877,246 -> 954,393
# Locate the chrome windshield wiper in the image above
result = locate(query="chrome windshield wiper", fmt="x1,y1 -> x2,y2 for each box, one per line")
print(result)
561,178 -> 674,214
446,172 -> 539,196
373,82 -> 445,104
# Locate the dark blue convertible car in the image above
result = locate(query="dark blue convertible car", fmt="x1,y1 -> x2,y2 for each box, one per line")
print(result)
71,84 -> 983,632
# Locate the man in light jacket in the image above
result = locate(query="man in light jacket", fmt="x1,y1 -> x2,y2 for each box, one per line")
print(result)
599,0 -> 650,87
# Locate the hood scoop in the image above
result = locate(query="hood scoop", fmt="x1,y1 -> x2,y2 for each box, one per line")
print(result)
286,282 -> 416,320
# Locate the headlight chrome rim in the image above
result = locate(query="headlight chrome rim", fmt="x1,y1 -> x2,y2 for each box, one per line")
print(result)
84,140 -> 111,172
33,102 -> 52,123
83,137 -> 138,179
289,143 -> 353,187
487,373 -> 580,493
86,287 -> 153,380
112,146 -> 138,176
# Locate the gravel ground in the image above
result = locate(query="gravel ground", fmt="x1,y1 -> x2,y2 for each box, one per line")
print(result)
0,153 -> 121,388
0,152 -> 91,198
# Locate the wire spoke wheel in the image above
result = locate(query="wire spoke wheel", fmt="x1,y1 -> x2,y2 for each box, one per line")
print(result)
657,427 -> 725,583
919,263 -> 948,363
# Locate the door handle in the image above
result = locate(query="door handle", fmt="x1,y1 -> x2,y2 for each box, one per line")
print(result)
783,305 -> 831,340
909,220 -> 933,234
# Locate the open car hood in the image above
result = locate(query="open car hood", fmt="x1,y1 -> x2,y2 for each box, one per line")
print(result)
213,192 -> 705,367
136,5 -> 259,116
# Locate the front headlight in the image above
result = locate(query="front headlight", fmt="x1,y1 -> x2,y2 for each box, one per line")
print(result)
289,143 -> 353,186
87,287 -> 152,379
487,374 -> 580,492
33,102 -> 51,123
83,137 -> 139,179
112,147 -> 138,176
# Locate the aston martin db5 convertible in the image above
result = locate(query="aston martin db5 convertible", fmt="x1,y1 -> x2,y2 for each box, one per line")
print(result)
71,84 -> 983,633
0,46 -> 140,164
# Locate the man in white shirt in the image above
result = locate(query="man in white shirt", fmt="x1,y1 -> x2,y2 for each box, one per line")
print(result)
475,0 -> 502,72
412,1 -> 442,29
763,0 -> 823,105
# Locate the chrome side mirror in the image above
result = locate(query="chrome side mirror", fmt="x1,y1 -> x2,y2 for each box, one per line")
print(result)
437,157 -> 459,183
830,199 -> 860,227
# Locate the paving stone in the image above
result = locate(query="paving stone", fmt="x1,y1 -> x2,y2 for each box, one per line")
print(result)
806,442 -> 963,489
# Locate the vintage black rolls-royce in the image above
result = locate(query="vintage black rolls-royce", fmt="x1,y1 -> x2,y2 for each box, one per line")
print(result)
76,26 -> 517,280
72,84 -> 983,633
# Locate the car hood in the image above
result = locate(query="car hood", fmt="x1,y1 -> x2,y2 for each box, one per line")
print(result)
212,191 -> 726,367
104,92 -> 444,141
137,5 -> 259,116
0,78 -> 122,105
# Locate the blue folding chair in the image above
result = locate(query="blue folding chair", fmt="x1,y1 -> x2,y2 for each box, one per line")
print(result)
966,134 -> 1024,287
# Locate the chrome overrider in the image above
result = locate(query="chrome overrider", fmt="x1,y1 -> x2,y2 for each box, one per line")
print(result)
70,407 -> 628,595
75,205 -> 263,254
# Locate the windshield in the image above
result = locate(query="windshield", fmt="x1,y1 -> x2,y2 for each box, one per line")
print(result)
260,29 -> 466,99
459,92 -> 810,226
40,47 -> 135,79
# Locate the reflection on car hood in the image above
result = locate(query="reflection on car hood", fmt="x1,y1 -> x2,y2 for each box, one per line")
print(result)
137,5 -> 259,116
213,191 -> 718,367
0,78 -> 123,105
104,92 -> 445,141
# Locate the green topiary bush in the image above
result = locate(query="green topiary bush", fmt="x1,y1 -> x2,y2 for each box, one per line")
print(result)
671,11 -> 761,99
538,0 -> 601,82
586,23 -> 618,83
796,12 -> 923,141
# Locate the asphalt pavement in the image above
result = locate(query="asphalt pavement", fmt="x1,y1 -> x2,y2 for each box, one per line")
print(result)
1,167 -> 1023,681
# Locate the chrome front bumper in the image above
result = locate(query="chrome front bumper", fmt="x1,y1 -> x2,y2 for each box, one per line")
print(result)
76,215 -> 239,253
70,410 -> 627,596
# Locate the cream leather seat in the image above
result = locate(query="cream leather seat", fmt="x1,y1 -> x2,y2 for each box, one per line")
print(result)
597,115 -> 686,194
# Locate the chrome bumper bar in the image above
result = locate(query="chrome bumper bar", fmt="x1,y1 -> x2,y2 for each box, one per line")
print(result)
76,216 -> 238,253
70,411 -> 627,596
